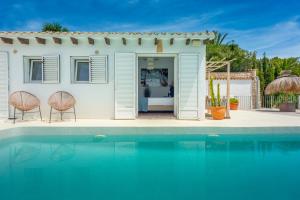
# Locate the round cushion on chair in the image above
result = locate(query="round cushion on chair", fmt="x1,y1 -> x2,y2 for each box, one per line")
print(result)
9,91 -> 40,111
48,91 -> 76,112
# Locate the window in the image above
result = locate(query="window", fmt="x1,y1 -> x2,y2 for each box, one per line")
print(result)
24,55 -> 60,84
75,59 -> 89,82
29,59 -> 42,82
71,56 -> 108,84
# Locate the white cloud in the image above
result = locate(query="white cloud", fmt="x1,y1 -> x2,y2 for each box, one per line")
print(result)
223,17 -> 300,57
97,11 -> 223,32
6,3 -> 298,58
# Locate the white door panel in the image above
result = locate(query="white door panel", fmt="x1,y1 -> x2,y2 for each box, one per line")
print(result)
115,53 -> 136,119
178,54 -> 200,119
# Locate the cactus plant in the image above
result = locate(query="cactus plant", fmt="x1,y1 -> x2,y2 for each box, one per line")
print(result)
209,77 -> 222,107
209,77 -> 216,107
209,77 -> 226,120
217,83 -> 221,106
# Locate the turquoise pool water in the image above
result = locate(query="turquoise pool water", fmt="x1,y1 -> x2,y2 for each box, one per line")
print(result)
1,128 -> 300,200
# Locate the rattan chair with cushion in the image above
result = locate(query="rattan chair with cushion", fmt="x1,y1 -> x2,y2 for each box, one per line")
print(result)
48,91 -> 76,123
9,91 -> 42,123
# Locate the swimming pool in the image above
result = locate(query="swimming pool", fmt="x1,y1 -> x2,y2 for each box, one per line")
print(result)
1,127 -> 300,200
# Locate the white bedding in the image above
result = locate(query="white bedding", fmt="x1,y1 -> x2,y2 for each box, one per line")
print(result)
148,97 -> 174,106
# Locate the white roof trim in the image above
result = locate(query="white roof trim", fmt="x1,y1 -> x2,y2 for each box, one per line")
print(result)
0,31 -> 215,40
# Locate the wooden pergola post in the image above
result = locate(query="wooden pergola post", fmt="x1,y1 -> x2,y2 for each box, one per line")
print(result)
207,67 -> 211,114
207,71 -> 210,97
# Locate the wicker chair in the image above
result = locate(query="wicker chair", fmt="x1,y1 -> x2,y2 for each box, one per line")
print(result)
48,91 -> 76,123
9,91 -> 42,123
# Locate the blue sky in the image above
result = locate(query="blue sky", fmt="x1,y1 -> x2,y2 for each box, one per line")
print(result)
1,0 -> 300,58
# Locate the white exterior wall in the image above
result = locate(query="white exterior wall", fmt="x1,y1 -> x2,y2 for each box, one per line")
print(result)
205,80 -> 252,97
1,36 -> 206,120
206,80 -> 253,110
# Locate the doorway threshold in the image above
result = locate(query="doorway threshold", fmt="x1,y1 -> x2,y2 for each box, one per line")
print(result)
138,112 -> 176,120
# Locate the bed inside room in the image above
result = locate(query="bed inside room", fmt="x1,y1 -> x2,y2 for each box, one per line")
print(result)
138,57 -> 175,117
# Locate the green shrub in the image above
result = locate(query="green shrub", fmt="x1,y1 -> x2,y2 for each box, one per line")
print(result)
230,98 -> 239,104
274,93 -> 298,106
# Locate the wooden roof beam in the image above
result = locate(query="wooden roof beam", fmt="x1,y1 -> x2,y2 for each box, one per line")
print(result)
70,37 -> 78,45
53,37 -> 62,44
138,38 -> 142,45
0,37 -> 13,44
88,37 -> 94,45
104,37 -> 110,45
17,37 -> 29,45
170,38 -> 174,45
122,37 -> 126,45
35,37 -> 46,44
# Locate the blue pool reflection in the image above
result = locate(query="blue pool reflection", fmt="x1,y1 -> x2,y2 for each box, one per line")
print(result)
0,134 -> 300,200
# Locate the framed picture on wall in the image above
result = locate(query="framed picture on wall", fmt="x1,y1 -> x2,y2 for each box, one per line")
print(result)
141,69 -> 168,87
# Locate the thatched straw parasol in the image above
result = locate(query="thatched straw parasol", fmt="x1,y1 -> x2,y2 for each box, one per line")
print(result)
265,70 -> 300,95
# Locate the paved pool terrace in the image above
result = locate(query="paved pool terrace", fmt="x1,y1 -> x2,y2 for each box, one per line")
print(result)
0,110 -> 299,128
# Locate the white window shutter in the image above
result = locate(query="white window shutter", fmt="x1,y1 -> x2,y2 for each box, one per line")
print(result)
42,55 -> 59,83
89,55 -> 107,83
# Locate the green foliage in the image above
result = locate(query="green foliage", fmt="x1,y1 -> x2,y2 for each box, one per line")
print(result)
256,55 -> 300,93
206,32 -> 300,95
271,57 -> 300,77
207,43 -> 257,72
257,65 -> 265,96
209,77 -> 216,107
262,53 -> 275,86
42,23 -> 69,32
274,93 -> 298,106
212,31 -> 228,45
230,98 -> 239,104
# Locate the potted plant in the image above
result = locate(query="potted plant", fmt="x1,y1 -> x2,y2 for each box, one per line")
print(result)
229,97 -> 239,110
209,77 -> 226,120
275,93 -> 297,112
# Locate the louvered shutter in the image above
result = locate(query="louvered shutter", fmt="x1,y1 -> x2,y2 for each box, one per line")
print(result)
0,52 -> 9,119
114,53 -> 136,119
42,55 -> 59,83
178,54 -> 200,119
89,55 -> 107,83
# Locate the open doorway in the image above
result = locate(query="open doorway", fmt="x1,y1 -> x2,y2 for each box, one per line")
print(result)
137,56 -> 175,118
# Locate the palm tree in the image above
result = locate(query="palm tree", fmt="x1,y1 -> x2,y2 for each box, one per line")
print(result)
42,23 -> 69,32
212,31 -> 228,45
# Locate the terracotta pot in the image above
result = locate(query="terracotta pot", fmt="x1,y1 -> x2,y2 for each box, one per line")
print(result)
230,103 -> 239,110
210,106 -> 226,120
279,103 -> 296,112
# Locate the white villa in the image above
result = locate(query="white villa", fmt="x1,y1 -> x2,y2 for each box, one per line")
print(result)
0,31 -> 216,120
